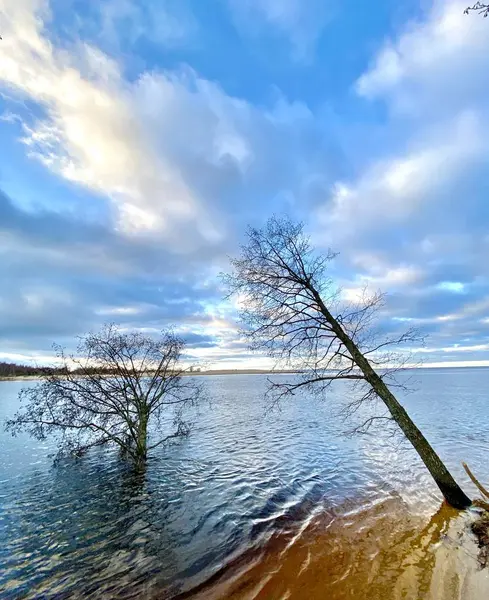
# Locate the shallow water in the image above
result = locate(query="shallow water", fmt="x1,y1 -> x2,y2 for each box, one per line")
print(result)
1,369 -> 488,599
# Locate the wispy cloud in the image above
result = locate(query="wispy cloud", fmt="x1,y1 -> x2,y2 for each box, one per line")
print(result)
97,0 -> 197,49
356,0 -> 489,115
226,0 -> 330,61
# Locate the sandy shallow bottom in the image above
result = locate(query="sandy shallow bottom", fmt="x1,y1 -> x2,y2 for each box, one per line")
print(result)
177,497 -> 489,600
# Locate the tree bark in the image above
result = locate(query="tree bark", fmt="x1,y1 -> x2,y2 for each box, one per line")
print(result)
315,293 -> 472,509
366,369 -> 471,509
135,412 -> 148,468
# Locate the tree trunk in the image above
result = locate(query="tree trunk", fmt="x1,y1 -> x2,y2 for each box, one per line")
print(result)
366,369 -> 471,509
316,296 -> 471,509
135,413 -> 148,468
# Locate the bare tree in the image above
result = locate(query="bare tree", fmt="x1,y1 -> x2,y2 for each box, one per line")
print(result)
465,2 -> 489,17
222,217 -> 471,509
5,324 -> 202,468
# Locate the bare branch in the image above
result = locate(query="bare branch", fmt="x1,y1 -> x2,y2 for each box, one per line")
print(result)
5,324 -> 203,468
222,216 -> 471,509
465,3 -> 489,18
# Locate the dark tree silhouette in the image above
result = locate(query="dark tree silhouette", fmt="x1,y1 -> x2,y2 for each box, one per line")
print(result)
5,324 -> 202,468
0,361 -> 65,378
465,2 -> 489,17
223,217 -> 471,509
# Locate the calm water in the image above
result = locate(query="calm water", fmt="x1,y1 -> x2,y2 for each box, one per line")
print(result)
0,369 -> 488,599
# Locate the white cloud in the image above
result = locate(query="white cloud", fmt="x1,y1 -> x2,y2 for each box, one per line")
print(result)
418,343 -> 489,353
340,264 -> 422,304
226,0 -> 329,60
3,0 -> 489,367
356,0 -> 489,116
97,0 -> 197,49
0,0 -> 331,255
312,0 -> 489,303
0,0 -> 344,362
0,0 -> 208,240
437,281 -> 465,293
309,1 -> 489,358
0,350 -> 65,364
418,360 -> 489,368
318,110 -> 484,237
351,253 -> 422,286
96,305 -> 143,316
235,0 -> 307,30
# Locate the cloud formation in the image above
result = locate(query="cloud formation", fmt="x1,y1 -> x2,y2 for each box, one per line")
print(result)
313,0 -> 489,364
226,0 -> 330,61
0,0 -> 336,364
1,0 -> 489,367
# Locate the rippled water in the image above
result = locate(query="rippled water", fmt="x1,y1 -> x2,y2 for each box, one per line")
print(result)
1,369 -> 488,599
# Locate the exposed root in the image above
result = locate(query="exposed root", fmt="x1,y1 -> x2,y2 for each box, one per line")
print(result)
462,463 -> 489,568
471,509 -> 489,569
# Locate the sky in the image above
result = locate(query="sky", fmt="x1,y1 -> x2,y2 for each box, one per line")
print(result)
1,0 -> 489,369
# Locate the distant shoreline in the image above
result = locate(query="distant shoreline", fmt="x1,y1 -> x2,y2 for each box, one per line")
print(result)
0,369 -> 302,382
183,369 -> 301,376
2,364 -> 489,382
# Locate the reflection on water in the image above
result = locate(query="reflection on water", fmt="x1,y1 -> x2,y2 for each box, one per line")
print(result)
1,369 -> 489,599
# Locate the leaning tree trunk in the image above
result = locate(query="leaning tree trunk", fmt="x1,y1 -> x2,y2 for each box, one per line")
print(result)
362,363 -> 471,509
316,295 -> 472,509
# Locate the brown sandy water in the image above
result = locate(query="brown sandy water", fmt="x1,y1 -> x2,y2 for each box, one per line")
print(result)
180,498 -> 489,600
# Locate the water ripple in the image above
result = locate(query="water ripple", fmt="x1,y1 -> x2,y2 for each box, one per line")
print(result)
0,370 -> 488,598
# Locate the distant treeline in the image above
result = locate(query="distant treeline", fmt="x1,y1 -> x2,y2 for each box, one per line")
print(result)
0,362 -> 122,379
0,362 -> 54,378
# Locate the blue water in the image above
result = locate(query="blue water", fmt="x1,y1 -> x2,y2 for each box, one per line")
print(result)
0,369 -> 487,598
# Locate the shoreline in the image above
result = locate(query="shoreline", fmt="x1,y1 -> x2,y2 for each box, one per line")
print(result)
4,363 -> 489,382
3,364 -> 489,382
0,369 -> 302,382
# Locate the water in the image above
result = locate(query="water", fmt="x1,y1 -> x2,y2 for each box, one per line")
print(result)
0,369 -> 488,599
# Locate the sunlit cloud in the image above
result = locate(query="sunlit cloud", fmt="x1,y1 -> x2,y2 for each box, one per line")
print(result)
1,0 -> 489,367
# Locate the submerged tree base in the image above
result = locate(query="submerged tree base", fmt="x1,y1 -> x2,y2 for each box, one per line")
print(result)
471,503 -> 489,569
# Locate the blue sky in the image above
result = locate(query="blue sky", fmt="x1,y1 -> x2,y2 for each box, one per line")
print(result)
1,0 -> 489,368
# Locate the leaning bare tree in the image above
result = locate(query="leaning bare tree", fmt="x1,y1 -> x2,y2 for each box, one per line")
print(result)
223,217 -> 471,509
6,324 -> 202,468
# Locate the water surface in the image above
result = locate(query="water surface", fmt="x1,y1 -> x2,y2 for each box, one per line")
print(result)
1,369 -> 488,598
